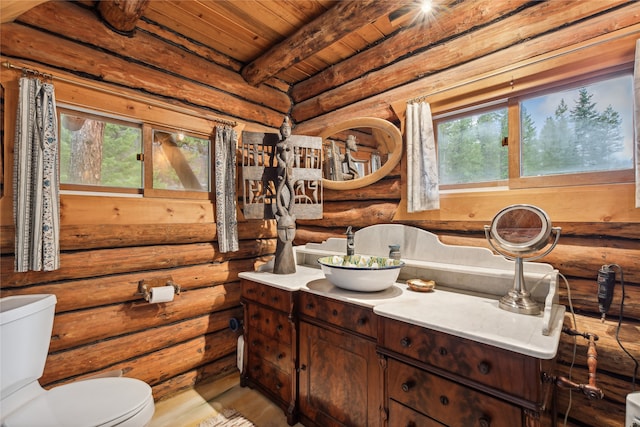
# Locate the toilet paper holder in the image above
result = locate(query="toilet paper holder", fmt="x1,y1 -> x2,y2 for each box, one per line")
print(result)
137,277 -> 181,302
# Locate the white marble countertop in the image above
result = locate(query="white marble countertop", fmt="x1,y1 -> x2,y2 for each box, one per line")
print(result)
238,265 -> 565,360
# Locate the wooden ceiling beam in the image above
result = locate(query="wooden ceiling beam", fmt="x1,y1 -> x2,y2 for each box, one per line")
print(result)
97,0 -> 150,36
0,0 -> 48,23
241,0 -> 408,87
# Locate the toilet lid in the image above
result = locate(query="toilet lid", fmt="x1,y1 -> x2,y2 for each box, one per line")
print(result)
3,377 -> 153,427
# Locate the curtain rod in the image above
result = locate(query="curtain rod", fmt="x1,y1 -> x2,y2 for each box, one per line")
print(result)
2,60 -> 239,128
3,61 -> 53,81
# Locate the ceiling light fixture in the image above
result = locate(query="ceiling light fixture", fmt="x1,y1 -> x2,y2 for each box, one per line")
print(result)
421,0 -> 433,14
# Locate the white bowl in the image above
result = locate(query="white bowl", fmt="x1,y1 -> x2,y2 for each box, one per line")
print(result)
318,255 -> 404,292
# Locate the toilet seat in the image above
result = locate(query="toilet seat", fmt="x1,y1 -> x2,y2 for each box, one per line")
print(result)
3,377 -> 154,427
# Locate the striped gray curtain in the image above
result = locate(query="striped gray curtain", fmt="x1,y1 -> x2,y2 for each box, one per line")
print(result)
634,39 -> 639,208
406,101 -> 439,212
14,77 -> 60,272
214,126 -> 239,253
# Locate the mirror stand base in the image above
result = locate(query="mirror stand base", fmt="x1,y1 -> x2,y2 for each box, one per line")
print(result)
499,290 -> 540,315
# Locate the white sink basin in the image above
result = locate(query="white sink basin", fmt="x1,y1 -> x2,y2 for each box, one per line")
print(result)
317,255 -> 404,292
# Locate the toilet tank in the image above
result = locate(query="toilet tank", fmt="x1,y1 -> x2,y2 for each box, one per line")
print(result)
0,294 -> 57,400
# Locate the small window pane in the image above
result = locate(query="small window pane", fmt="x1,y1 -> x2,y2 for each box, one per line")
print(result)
60,113 -> 142,188
152,131 -> 210,191
520,74 -> 633,176
437,107 -> 508,185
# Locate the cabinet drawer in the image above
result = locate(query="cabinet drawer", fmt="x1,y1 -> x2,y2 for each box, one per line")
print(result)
246,354 -> 291,404
381,317 -> 539,400
388,359 -> 521,427
388,399 -> 445,427
242,279 -> 293,312
247,304 -> 292,344
299,291 -> 376,338
247,332 -> 292,372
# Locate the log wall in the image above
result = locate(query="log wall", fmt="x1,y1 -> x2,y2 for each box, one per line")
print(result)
1,2 -> 638,427
0,0 -> 285,402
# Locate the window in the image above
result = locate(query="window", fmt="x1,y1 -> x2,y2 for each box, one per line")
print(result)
59,108 -> 212,198
434,73 -> 634,190
60,111 -> 142,192
519,74 -> 633,177
437,105 -> 508,186
151,130 -> 210,192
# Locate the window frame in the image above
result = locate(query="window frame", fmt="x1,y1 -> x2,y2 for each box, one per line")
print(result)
58,107 -> 213,200
434,100 -> 509,190
58,107 -> 144,195
433,69 -> 635,192
143,123 -> 213,200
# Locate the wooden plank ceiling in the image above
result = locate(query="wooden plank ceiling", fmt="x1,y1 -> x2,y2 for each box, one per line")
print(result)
141,0 -> 421,86
2,0 -> 636,128
0,0 -> 432,87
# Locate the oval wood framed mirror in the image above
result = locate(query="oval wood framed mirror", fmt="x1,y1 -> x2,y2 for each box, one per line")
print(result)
318,117 -> 402,190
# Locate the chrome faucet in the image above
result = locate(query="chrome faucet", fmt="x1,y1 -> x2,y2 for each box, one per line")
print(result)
346,226 -> 355,256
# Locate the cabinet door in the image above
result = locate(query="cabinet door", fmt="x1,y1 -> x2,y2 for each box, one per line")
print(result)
298,321 -> 382,427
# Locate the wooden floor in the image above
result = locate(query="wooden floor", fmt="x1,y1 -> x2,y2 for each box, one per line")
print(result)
149,373 -> 304,427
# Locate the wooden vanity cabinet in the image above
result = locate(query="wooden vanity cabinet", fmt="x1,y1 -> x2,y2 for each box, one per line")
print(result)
379,317 -> 556,427
240,279 -> 298,425
297,291 -> 383,427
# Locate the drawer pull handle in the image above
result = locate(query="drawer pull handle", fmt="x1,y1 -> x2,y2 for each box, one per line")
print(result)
439,395 -> 449,405
478,361 -> 491,375
479,416 -> 491,427
251,340 -> 258,346
299,364 -> 307,371
251,314 -> 259,320
260,291 -> 266,297
401,381 -> 415,392
332,309 -> 339,316
275,383 -> 282,390
272,296 -> 279,302
306,303 -> 314,310
277,352 -> 285,360
400,337 -> 411,348
439,347 -> 448,356
276,324 -> 283,331
357,317 -> 367,326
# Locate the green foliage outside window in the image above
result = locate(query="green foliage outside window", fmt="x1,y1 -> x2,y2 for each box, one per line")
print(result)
521,75 -> 632,176
436,74 -> 632,187
437,108 -> 508,185
60,113 -> 142,188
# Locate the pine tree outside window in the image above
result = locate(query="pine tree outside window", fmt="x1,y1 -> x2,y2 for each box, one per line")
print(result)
434,72 -> 634,191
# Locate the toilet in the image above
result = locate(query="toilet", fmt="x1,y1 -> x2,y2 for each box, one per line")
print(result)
0,294 -> 155,427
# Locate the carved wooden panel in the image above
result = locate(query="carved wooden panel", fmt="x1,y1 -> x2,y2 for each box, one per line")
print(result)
240,130 -> 322,220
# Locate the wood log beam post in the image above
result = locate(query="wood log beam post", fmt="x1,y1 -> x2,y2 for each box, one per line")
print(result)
97,0 -> 150,36
240,0 -> 406,87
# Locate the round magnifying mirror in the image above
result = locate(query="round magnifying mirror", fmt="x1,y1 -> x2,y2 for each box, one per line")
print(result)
490,204 -> 552,254
319,117 -> 402,190
484,204 -> 560,316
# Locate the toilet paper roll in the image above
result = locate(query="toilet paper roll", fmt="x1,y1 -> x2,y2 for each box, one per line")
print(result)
148,286 -> 174,303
